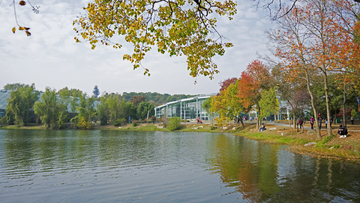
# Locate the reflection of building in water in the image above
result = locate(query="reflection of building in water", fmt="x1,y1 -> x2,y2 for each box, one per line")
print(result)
154,94 -> 215,120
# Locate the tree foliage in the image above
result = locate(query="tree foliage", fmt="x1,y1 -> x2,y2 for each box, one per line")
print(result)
131,95 -> 146,107
167,117 -> 181,131
218,77 -> 237,93
6,84 -> 39,126
270,0 -> 360,138
211,80 -> 245,127
137,101 -> 155,120
73,0 -> 236,78
202,96 -> 215,126
237,60 -> 272,127
93,85 -> 100,98
71,93 -> 96,129
34,88 -> 68,129
258,87 -> 279,121
3,83 -> 26,91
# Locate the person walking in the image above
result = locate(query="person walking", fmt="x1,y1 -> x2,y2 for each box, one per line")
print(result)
299,118 -> 303,129
351,116 -> 354,125
325,118 -> 328,129
318,113 -> 323,130
330,117 -> 333,128
310,116 -> 315,130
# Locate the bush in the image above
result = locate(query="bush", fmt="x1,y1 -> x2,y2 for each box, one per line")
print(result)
150,116 -> 156,123
113,118 -> 126,126
77,117 -> 91,130
167,117 -> 181,131
210,126 -> 217,130
351,109 -> 359,119
132,121 -> 138,127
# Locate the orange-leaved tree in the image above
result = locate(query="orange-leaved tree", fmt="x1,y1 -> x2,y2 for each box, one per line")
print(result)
237,60 -> 272,129
270,0 -> 359,138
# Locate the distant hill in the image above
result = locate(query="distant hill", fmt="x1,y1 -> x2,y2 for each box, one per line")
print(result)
122,92 -> 196,106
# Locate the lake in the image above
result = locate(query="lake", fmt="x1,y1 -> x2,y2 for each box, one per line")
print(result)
0,129 -> 359,202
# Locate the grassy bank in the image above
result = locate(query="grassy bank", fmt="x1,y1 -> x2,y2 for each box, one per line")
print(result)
1,122 -> 360,160
235,125 -> 360,160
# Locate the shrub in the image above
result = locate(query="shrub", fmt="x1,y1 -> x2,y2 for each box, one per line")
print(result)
77,117 -> 91,130
150,116 -> 156,123
132,121 -> 138,127
351,109 -> 359,119
167,117 -> 181,131
210,126 -> 217,130
113,118 -> 126,126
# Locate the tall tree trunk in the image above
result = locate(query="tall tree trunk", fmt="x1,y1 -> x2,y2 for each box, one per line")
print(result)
256,106 -> 261,129
343,79 -> 346,127
323,72 -> 332,137
305,71 -> 321,140
239,115 -> 245,128
293,114 -> 296,130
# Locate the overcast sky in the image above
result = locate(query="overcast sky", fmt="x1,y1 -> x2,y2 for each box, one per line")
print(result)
0,0 -> 274,96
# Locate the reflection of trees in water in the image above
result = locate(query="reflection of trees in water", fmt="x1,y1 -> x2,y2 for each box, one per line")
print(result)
209,135 -> 360,202
209,135 -> 280,202
2,130 -> 360,202
3,130 -> 166,178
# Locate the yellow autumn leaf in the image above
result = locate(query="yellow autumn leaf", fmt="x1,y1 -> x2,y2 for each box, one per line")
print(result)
12,27 -> 16,33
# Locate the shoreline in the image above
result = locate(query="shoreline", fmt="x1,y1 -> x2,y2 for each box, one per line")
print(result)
1,122 -> 360,160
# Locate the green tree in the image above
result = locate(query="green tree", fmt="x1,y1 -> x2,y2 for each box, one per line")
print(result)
202,97 -> 215,127
34,88 -> 68,129
93,85 -> 100,98
258,87 -> 279,122
167,117 -> 181,131
125,101 -> 138,121
72,93 -> 96,129
211,81 -> 245,127
97,94 -> 110,125
3,83 -> 26,91
6,83 -> 39,126
73,0 -> 236,78
107,93 -> 124,125
137,101 -> 155,120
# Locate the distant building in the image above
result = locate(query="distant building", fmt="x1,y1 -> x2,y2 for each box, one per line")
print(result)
0,89 -> 11,118
154,95 -> 215,120
154,94 -> 296,122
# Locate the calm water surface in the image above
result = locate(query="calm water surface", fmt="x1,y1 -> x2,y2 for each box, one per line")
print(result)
0,129 -> 359,202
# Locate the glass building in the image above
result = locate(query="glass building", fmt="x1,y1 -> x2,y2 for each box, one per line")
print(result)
155,95 -> 214,120
0,90 -> 11,118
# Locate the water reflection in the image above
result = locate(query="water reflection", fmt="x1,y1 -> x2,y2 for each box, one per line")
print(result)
208,134 -> 360,202
0,129 -> 359,202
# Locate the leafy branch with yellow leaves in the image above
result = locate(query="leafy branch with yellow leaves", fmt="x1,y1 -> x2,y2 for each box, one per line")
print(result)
73,0 -> 237,78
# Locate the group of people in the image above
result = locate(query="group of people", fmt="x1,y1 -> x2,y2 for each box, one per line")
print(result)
309,114 -> 333,130
308,113 -> 350,138
291,113 -> 351,138
258,113 -> 352,138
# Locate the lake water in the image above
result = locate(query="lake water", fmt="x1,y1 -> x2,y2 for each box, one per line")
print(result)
0,129 -> 359,202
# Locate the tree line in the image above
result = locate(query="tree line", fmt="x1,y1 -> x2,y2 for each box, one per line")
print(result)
1,84 -> 182,129
204,0 -> 360,140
